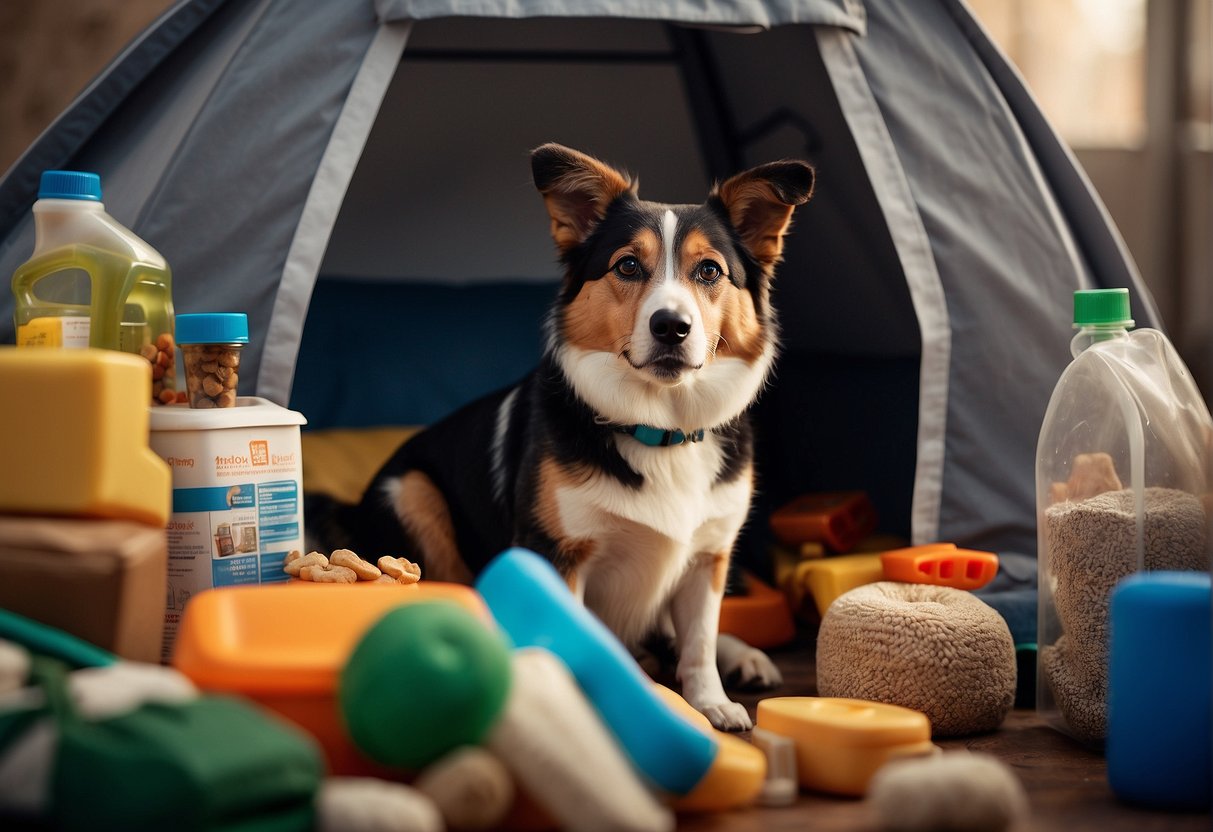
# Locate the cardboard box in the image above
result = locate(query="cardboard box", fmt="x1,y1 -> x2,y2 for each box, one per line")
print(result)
0,515 -> 167,663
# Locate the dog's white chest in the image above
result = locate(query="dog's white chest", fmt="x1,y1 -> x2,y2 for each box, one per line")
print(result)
553,436 -> 751,644
556,436 -> 749,546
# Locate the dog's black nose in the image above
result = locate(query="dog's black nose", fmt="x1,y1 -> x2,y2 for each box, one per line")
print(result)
650,309 -> 692,345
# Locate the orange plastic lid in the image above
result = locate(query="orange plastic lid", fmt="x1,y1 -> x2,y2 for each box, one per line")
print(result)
172,582 -> 489,695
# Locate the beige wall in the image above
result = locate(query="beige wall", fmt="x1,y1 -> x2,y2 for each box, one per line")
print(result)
0,0 -> 174,175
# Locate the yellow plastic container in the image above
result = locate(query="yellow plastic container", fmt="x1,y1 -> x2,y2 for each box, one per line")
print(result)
756,696 -> 935,797
792,553 -> 885,616
0,347 -> 170,526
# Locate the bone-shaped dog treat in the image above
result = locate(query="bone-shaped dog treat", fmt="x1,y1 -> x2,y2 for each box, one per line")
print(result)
284,551 -> 328,577
377,556 -> 421,584
330,549 -> 382,581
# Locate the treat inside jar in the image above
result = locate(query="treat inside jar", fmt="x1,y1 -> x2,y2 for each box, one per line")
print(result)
184,343 -> 240,408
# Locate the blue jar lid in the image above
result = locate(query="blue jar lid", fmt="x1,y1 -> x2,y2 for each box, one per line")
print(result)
39,171 -> 102,201
176,313 -> 249,345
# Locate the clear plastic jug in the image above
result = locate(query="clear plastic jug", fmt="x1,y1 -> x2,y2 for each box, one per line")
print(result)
1036,288 -> 1213,745
11,170 -> 177,404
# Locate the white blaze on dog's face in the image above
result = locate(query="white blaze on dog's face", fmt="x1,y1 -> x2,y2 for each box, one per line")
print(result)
531,144 -> 814,430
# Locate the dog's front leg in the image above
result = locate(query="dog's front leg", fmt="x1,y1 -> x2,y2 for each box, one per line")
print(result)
670,551 -> 752,732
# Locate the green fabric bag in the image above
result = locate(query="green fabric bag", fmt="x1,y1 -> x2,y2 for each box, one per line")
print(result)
36,660 -> 324,832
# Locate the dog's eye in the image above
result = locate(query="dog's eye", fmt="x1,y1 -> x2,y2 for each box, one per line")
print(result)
696,261 -> 723,284
613,256 -> 641,279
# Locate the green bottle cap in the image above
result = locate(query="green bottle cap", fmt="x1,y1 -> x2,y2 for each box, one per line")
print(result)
338,601 -> 512,770
1074,289 -> 1133,328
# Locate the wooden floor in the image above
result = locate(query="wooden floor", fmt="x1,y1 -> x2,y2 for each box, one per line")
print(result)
676,637 -> 1211,831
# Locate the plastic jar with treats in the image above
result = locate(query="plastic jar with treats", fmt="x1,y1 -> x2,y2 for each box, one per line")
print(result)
176,313 -> 248,408
1035,288 -> 1213,745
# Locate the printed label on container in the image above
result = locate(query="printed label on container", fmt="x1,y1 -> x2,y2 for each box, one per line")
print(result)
151,411 -> 304,663
17,316 -> 91,348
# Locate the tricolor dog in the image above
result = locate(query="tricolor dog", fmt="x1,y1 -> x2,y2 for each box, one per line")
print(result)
344,143 -> 814,730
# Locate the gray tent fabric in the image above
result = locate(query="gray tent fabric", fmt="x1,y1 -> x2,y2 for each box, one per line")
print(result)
0,0 -> 383,401
0,0 -> 227,230
814,24 -> 952,547
376,0 -> 867,30
829,0 -> 1096,551
0,0 -> 1160,563
258,20 -> 412,406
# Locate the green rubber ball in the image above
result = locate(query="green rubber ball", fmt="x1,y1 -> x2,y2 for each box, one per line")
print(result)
338,600 -> 512,770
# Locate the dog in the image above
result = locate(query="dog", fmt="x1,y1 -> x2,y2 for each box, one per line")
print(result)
336,143 -> 814,731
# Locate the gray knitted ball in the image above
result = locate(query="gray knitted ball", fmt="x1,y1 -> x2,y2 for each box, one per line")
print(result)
817,582 -> 1016,737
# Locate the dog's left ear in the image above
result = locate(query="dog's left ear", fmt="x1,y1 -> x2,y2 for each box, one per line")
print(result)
532,143 -> 636,253
713,161 -> 815,271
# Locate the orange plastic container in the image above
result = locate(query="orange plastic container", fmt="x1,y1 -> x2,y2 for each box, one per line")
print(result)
768,491 -> 877,553
880,543 -> 999,591
172,581 -> 489,777
719,572 -> 796,648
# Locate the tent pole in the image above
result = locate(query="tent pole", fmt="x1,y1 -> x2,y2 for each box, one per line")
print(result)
257,21 -> 412,406
666,25 -> 742,181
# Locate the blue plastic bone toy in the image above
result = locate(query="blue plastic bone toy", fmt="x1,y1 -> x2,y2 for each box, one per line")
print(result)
476,547 -> 717,794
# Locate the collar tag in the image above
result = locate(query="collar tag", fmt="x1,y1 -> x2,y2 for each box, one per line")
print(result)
617,424 -> 705,447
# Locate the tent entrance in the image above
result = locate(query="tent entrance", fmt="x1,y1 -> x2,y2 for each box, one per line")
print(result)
292,16 -> 920,560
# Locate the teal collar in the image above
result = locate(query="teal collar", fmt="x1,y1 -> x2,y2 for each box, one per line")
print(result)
615,424 -> 706,447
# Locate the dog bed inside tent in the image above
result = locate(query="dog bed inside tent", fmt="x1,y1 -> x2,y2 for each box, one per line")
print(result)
0,0 -> 1158,597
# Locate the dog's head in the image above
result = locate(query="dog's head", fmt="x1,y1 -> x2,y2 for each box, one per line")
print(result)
532,143 -> 814,431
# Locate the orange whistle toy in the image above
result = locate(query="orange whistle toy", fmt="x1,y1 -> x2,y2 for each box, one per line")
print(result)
768,491 -> 877,553
880,543 -> 998,590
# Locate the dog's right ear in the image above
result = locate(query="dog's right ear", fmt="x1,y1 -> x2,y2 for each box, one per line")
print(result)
714,160 -> 815,274
532,143 -> 635,253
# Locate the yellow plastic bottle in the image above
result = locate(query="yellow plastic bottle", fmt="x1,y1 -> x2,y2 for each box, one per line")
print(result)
11,170 -> 176,404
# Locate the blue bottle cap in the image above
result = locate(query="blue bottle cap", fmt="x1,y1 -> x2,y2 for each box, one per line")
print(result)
176,313 -> 250,345
39,171 -> 102,201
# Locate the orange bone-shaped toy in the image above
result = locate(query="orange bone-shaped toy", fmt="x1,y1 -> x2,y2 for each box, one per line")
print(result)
880,543 -> 998,591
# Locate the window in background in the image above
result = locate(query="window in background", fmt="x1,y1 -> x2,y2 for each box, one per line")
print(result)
968,0 -> 1147,148
1187,0 -> 1211,135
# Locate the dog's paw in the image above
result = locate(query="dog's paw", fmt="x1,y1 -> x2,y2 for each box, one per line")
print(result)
718,633 -> 783,691
699,700 -> 754,733
729,648 -> 783,690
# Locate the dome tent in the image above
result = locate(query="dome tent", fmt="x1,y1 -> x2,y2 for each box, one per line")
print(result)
0,0 -> 1157,569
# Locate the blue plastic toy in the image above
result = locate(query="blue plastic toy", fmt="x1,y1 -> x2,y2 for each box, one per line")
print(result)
476,547 -> 717,794
1107,570 -> 1211,810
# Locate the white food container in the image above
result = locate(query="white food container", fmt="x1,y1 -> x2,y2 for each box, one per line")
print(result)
149,396 -> 307,659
